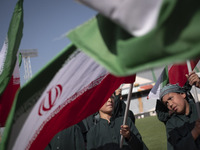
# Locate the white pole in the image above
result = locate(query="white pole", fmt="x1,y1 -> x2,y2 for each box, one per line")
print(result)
120,83 -> 134,148
186,60 -> 200,118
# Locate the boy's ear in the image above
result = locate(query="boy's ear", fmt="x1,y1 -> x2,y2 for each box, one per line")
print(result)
180,93 -> 186,99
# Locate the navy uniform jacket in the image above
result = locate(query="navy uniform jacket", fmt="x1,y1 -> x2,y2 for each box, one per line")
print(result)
87,116 -> 148,150
166,101 -> 200,150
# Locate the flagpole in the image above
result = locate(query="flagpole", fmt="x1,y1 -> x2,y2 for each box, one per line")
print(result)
120,83 -> 134,148
186,60 -> 200,118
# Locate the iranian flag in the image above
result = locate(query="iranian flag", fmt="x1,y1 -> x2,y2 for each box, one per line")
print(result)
148,60 -> 199,100
0,44 -> 135,150
69,0 -> 200,77
0,0 -> 23,126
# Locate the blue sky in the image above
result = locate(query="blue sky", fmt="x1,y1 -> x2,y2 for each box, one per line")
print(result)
0,0 -> 97,85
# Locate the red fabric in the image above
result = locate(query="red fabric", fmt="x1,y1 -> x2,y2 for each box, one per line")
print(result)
27,74 -> 135,150
117,74 -> 136,84
0,76 -> 20,126
168,60 -> 199,87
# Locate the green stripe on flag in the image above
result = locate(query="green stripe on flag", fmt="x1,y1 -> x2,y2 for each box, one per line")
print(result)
161,66 -> 169,88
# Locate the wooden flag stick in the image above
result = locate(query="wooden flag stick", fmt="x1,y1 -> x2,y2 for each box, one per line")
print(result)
120,83 -> 134,148
186,60 -> 200,118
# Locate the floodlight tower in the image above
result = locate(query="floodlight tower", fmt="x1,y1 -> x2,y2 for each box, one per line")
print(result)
20,49 -> 38,82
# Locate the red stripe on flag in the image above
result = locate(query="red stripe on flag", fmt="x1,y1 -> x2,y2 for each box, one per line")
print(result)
0,76 -> 20,126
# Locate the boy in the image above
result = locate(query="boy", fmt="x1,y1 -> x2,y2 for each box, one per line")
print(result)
86,94 -> 148,150
160,83 -> 200,150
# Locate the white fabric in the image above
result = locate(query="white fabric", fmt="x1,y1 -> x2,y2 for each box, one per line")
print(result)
147,71 -> 162,100
148,65 -> 172,100
13,54 -> 20,85
76,0 -> 163,36
0,37 -> 8,75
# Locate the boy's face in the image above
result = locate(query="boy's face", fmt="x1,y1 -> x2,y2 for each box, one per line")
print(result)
99,94 -> 114,114
162,92 -> 187,114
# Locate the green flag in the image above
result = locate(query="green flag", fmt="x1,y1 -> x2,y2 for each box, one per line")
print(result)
68,0 -> 200,77
0,0 -> 23,95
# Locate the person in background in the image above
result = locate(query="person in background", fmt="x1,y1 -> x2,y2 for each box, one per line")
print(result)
160,83 -> 200,150
155,78 -> 193,124
81,87 -> 136,146
86,94 -> 148,150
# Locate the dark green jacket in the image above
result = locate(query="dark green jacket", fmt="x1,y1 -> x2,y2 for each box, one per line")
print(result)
87,116 -> 148,150
45,124 -> 85,150
114,95 -> 135,124
166,101 -> 200,150
155,99 -> 171,124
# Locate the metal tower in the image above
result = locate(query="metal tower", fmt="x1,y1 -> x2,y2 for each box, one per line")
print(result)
20,49 -> 38,82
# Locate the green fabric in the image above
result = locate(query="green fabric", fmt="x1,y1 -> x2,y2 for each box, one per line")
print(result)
165,101 -> 200,150
18,52 -> 22,67
86,117 -> 148,150
161,66 -> 170,88
0,0 -> 23,95
67,0 -> 200,77
155,100 -> 170,123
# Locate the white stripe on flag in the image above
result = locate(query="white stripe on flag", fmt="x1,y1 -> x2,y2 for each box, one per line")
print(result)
147,74 -> 162,100
13,54 -> 20,85
0,38 -> 8,75
148,65 -> 172,100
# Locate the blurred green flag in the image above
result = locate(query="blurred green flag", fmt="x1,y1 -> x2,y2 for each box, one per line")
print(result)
68,0 -> 200,77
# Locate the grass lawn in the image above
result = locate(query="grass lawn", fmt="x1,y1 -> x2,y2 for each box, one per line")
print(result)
135,116 -> 167,150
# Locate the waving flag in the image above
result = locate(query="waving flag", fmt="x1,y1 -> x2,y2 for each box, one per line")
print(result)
0,0 -> 23,127
148,60 -> 199,100
0,44 -> 135,150
0,0 -> 23,95
69,0 -> 200,77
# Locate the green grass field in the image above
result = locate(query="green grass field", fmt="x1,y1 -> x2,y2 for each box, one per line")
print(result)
135,116 -> 167,150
